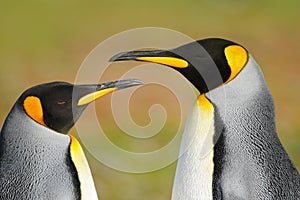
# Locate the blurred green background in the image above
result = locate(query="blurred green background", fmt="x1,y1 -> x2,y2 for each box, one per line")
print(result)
0,1 -> 299,199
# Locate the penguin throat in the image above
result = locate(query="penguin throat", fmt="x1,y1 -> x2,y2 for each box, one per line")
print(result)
69,135 -> 98,199
172,94 -> 215,199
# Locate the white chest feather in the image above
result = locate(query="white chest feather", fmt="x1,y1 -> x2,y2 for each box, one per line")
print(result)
172,95 -> 215,200
69,135 -> 99,200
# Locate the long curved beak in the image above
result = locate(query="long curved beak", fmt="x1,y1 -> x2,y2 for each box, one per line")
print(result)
109,45 -> 225,94
109,48 -> 211,93
109,49 -> 189,69
76,79 -> 143,106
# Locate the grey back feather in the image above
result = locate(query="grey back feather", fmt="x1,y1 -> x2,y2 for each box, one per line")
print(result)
208,56 -> 300,199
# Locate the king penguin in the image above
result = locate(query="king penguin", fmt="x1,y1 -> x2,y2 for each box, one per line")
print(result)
0,79 -> 143,200
110,38 -> 300,199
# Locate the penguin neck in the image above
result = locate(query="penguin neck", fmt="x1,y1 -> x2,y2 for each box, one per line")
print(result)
0,102 -> 72,158
208,55 -> 276,143
1,103 -> 98,200
172,94 -> 215,200
208,56 -> 280,198
1,102 -> 57,138
0,102 -> 82,199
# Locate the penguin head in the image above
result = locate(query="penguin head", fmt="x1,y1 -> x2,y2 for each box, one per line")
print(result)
18,79 -> 143,134
110,38 -> 249,94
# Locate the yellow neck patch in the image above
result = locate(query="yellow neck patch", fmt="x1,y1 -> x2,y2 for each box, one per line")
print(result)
197,94 -> 213,113
23,96 -> 46,126
224,45 -> 248,83
137,57 -> 189,68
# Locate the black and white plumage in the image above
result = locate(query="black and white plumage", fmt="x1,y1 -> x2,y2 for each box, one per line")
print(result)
0,79 -> 143,199
110,38 -> 300,199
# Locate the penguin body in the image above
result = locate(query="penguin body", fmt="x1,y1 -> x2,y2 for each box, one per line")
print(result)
173,56 -> 300,199
0,103 -> 80,199
210,56 -> 300,199
110,39 -> 300,199
0,79 -> 142,199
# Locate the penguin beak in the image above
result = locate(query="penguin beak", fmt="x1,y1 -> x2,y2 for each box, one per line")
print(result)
109,48 -> 221,94
109,49 -> 189,69
77,79 -> 143,106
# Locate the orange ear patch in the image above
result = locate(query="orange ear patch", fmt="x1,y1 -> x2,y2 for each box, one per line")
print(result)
23,96 -> 46,126
224,45 -> 248,83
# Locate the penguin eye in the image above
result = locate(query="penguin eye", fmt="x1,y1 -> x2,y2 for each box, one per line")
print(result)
57,101 -> 66,105
56,99 -> 72,105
